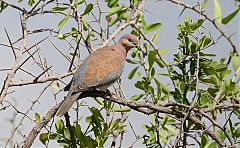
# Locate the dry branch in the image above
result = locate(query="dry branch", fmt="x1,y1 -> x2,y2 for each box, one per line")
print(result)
22,90 -> 226,147
0,12 -> 28,103
9,71 -> 74,87
22,103 -> 60,148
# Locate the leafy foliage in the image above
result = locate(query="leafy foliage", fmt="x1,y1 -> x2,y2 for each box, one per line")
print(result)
0,0 -> 239,147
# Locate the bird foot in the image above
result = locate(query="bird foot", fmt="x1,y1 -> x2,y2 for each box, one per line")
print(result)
104,89 -> 112,98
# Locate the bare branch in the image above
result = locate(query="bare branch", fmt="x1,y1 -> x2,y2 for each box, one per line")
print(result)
1,0 -> 24,12
9,71 -> 74,87
21,103 -> 60,148
0,12 -> 28,103
4,28 -> 17,59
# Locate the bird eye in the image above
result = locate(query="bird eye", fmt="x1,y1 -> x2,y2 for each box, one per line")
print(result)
128,38 -> 132,42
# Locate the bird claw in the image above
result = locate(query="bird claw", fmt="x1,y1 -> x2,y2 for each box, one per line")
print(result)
104,89 -> 112,98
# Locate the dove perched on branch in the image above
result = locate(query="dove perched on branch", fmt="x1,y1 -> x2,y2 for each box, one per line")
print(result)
56,34 -> 140,117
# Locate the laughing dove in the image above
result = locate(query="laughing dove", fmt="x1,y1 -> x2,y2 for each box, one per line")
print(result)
56,34 -> 140,117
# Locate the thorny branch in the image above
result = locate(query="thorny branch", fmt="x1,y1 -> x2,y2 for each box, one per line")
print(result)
0,0 -> 239,147
0,12 -> 28,103
22,90 -> 227,148
4,82 -> 54,147
21,103 -> 60,148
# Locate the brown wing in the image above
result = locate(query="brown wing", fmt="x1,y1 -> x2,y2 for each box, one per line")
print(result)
71,46 -> 125,93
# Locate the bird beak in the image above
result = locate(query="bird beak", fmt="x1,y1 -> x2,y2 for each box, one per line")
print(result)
136,45 -> 142,51
135,45 -> 147,57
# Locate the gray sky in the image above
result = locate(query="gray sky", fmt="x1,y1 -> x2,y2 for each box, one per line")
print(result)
0,0 -> 239,147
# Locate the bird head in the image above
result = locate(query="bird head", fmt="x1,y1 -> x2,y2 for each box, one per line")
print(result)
118,34 -> 140,51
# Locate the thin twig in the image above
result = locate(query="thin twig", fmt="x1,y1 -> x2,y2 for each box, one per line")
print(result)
4,28 -> 17,59
22,90 -> 226,147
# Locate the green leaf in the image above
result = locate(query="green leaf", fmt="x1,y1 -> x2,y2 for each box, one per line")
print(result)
64,128 -> 70,139
155,58 -> 165,68
199,92 -> 210,106
148,50 -> 157,69
76,0 -> 85,5
151,67 -> 155,77
155,78 -> 169,94
85,136 -> 98,147
184,16 -> 191,24
166,119 -> 176,125
128,66 -> 139,79
109,17 -> 119,26
55,119 -> 64,134
160,129 -> 168,144
214,0 -> 222,24
136,71 -> 142,79
201,0 -> 209,9
89,107 -> 104,121
200,134 -> 208,148
104,100 -> 112,113
0,1 -> 8,13
107,0 -> 118,7
227,81 -> 236,92
106,6 -> 122,17
28,0 -> 35,6
162,83 -> 170,94
57,139 -> 70,147
224,78 -> 230,89
204,141 -> 217,148
75,123 -> 84,141
234,128 -> 240,138
109,119 -> 121,130
165,126 -> 177,136
82,18 -> 89,31
191,19 -> 204,30
203,37 -> 212,48
94,97 -> 104,106
214,63 -> 227,72
70,28 -> 78,38
51,7 -> 68,12
85,116 -> 92,123
142,124 -> 148,130
112,107 -> 131,112
131,48 -> 140,58
232,55 -> 240,72
58,11 -> 70,29
35,113 -> 40,121
129,94 -> 144,101
155,79 -> 162,99
49,133 -> 61,140
144,23 -> 162,33
216,129 -> 226,141
126,59 -> 138,64
57,33 -> 66,39
81,3 -> 93,16
151,32 -> 159,43
135,81 -> 147,92
222,8 -> 240,24
149,85 -> 155,99
39,133 -> 48,145
158,48 -> 169,54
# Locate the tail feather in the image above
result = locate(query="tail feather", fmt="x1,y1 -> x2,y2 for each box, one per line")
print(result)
56,92 -> 81,117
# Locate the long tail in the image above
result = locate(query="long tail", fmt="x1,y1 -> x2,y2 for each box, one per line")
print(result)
56,91 -> 81,117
